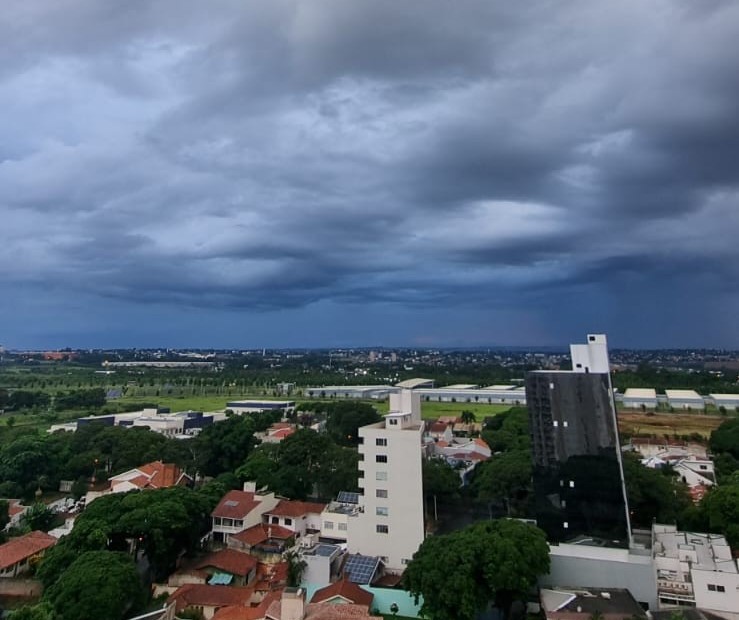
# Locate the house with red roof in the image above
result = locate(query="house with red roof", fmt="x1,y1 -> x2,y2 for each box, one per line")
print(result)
311,578 -> 373,607
211,483 -> 279,543
260,423 -> 297,444
86,461 -> 192,504
264,587 -> 381,620
229,524 -> 295,563
165,584 -> 256,620
261,500 -> 326,538
0,530 -> 57,578
195,549 -> 259,586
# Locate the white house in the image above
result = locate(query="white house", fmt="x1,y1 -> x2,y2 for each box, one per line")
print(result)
210,483 -> 279,543
261,500 -> 326,538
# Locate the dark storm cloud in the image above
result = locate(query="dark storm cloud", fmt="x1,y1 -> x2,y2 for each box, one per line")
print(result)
1,0 -> 739,346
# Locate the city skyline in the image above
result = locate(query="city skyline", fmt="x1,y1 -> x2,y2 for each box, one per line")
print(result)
2,2 -> 739,349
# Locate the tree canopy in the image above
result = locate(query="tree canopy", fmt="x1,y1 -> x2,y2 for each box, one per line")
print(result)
622,452 -> 691,528
44,551 -> 145,620
237,428 -> 358,500
471,450 -> 532,514
403,519 -> 550,620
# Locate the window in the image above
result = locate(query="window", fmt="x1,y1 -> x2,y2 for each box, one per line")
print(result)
401,558 -> 411,565
376,437 -> 387,446
553,420 -> 559,428
389,418 -> 398,425
376,455 -> 388,463
376,507 -> 389,516
563,521 -> 569,529
338,522 -> 347,531
271,516 -> 279,524
569,480 -> 575,488
563,421 -> 568,428
284,518 -> 292,526
376,489 -> 388,498
324,521 -> 334,530
707,584 -> 726,593
376,524 -> 389,534
376,471 -> 388,481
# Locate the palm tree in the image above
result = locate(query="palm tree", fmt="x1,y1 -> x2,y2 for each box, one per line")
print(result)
460,410 -> 475,425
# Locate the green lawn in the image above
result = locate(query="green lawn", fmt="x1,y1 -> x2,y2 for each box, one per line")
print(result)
418,400 -> 512,421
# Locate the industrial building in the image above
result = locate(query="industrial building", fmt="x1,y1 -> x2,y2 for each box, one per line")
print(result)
303,386 -> 394,400
622,388 -> 659,409
665,390 -> 705,411
226,400 -> 296,414
710,393 -> 739,410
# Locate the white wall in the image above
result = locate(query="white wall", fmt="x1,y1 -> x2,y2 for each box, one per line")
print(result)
691,568 -> 739,615
347,417 -> 425,572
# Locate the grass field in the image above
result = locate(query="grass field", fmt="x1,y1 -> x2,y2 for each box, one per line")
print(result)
617,411 -> 725,439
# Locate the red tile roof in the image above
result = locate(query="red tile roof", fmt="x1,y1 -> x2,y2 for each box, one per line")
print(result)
168,584 -> 255,612
0,531 -> 57,570
139,461 -> 188,487
428,421 -> 449,433
265,500 -> 326,518
212,491 -> 263,519
265,600 -> 379,620
269,428 -> 295,440
212,590 -> 283,620
231,524 -> 294,547
311,579 -> 373,607
196,549 -> 258,577
7,500 -> 26,518
110,461 -> 190,490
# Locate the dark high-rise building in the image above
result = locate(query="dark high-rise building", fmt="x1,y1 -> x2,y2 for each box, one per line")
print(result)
526,334 -> 631,548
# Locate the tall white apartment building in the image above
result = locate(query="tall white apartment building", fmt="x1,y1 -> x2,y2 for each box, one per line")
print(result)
347,390 -> 425,572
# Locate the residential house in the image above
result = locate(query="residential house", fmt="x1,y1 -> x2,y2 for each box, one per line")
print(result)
311,578 -> 374,607
86,461 -> 192,504
259,423 -> 297,444
540,587 -> 646,620
0,531 -> 57,578
211,483 -> 279,543
261,500 -> 326,538
165,584 -> 255,620
228,524 -> 294,563
265,587 -> 381,620
195,549 -> 259,586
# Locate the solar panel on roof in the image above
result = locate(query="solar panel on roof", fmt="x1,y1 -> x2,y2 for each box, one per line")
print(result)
337,491 -> 359,504
344,554 -> 380,585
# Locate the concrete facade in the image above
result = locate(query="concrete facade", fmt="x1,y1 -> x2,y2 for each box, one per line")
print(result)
347,390 -> 425,572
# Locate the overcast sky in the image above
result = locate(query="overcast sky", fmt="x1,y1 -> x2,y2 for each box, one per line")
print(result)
2,1 -> 738,349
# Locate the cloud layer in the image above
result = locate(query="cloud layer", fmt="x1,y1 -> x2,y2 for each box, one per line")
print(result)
2,0 -> 739,348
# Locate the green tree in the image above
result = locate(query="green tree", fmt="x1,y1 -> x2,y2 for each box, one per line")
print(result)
622,453 -> 691,528
44,551 -> 145,620
0,499 -> 10,531
422,458 -> 460,503
22,503 -> 57,533
8,602 -> 55,620
472,450 -> 532,514
702,476 -> 739,549
325,402 -> 381,446
403,519 -> 550,620
237,429 -> 358,500
460,410 -> 476,425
